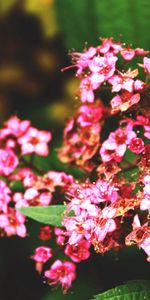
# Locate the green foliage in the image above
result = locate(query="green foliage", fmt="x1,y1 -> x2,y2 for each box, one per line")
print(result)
55,0 -> 149,50
19,205 -> 67,226
93,280 -> 150,300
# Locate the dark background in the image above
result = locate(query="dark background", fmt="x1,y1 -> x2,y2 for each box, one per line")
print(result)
0,1 -> 149,299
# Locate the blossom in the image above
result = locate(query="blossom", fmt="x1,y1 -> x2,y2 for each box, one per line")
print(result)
32,246 -> 52,263
39,225 -> 52,240
4,116 -> 30,138
121,47 -> 135,61
89,55 -> 118,80
54,227 -> 68,246
64,240 -> 91,262
99,37 -> 122,54
71,47 -> 97,76
100,126 -> 136,162
108,69 -> 138,93
24,188 -> 52,206
0,208 -> 26,237
0,148 -> 18,176
143,57 -> 150,74
128,137 -> 145,154
77,102 -> 103,127
18,127 -> 51,156
44,260 -> 76,293
0,180 -> 11,213
125,215 -> 150,262
79,77 -> 98,103
140,175 -> 150,211
110,92 -> 140,113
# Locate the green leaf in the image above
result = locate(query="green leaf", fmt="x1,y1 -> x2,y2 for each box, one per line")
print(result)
93,280 -> 150,300
18,205 -> 67,227
123,149 -> 138,164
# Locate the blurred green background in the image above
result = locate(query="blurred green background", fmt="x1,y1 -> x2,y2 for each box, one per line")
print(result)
0,0 -> 149,299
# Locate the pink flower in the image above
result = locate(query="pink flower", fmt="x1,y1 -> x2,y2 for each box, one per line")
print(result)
111,92 -> 140,113
39,225 -> 52,240
0,180 -> 11,213
64,240 -> 91,262
54,227 -> 68,246
77,102 -> 103,127
140,175 -> 150,211
24,188 -> 52,206
89,55 -> 118,80
10,168 -> 36,185
45,171 -> 74,191
63,215 -> 89,245
126,215 -> 150,262
128,137 -> 145,154
143,57 -> 150,75
44,260 -> 76,293
100,126 -> 136,162
32,246 -> 52,263
71,47 -> 97,76
140,236 -> 150,262
13,192 -> 28,209
99,37 -> 122,54
134,79 -> 145,91
0,149 -> 18,176
0,208 -> 26,237
109,69 -> 138,93
79,77 -> 98,103
93,217 -> 116,243
135,48 -> 149,56
4,116 -> 30,138
121,48 -> 135,61
18,127 -> 51,156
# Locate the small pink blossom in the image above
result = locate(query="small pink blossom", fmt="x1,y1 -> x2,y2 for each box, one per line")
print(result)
128,137 -> 145,154
10,168 -> 36,185
77,102 -> 103,127
109,69 -> 138,93
111,92 -> 140,113
32,246 -> 52,263
100,126 -> 136,162
64,240 -> 91,262
143,57 -> 150,75
39,225 -> 52,240
13,192 -> 28,209
99,37 -> 122,54
135,48 -> 149,56
18,127 -> 51,156
54,227 -> 68,245
44,260 -> 76,293
140,175 -> 150,211
89,55 -> 118,80
134,79 -> 145,91
24,188 -> 52,206
0,149 -> 18,176
126,216 -> 150,262
79,77 -> 98,103
71,47 -> 97,76
0,180 -> 11,213
4,116 -> 30,138
121,48 -> 135,61
0,208 -> 26,237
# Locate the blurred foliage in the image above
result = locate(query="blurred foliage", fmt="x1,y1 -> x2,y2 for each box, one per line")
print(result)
55,0 -> 150,50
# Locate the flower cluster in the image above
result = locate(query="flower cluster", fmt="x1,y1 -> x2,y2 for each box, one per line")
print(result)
0,37 -> 149,293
